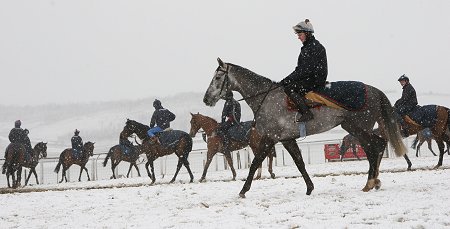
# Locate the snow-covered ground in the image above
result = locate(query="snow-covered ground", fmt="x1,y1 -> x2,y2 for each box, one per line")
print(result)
1,156 -> 449,228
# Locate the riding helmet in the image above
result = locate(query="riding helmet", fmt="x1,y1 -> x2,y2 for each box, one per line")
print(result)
153,99 -> 162,109
225,91 -> 233,99
293,19 -> 314,33
398,74 -> 409,82
74,129 -> 80,135
14,120 -> 21,128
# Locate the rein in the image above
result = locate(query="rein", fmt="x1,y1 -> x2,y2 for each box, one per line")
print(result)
219,65 -> 282,126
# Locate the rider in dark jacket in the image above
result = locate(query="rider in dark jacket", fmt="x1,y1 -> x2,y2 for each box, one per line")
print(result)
71,129 -> 83,154
394,74 -> 418,136
394,74 -> 418,116
148,99 -> 176,143
280,19 -> 328,123
8,120 -> 25,144
217,91 -> 241,153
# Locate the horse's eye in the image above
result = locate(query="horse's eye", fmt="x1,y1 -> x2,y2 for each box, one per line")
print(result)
215,76 -> 221,80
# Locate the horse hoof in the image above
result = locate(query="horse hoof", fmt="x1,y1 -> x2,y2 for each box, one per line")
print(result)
254,176 -> 261,180
239,193 -> 246,198
270,173 -> 276,179
374,179 -> 381,190
190,179 -> 194,183
169,180 -> 175,183
199,178 -> 205,183
433,165 -> 441,169
306,186 -> 314,195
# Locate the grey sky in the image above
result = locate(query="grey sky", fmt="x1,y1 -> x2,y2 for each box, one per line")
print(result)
1,0 -> 449,106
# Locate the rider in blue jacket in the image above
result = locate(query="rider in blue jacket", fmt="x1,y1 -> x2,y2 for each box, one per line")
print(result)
148,99 -> 176,143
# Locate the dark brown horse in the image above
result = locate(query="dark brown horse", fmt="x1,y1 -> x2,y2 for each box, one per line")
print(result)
2,142 -> 47,188
400,105 -> 450,168
189,113 -> 276,182
122,119 -> 194,184
103,132 -> 144,179
54,141 -> 95,183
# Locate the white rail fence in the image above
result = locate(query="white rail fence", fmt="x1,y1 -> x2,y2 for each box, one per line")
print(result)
0,138 -> 398,187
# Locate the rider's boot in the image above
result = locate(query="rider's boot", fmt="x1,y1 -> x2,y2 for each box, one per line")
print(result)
289,92 -> 313,122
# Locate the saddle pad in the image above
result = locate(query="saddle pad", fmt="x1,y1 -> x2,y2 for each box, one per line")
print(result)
306,81 -> 368,111
119,144 -> 132,155
72,149 -> 82,159
227,121 -> 253,142
158,130 -> 186,148
406,105 -> 438,128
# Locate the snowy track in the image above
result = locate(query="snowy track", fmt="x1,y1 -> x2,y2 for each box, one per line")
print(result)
1,156 -> 449,228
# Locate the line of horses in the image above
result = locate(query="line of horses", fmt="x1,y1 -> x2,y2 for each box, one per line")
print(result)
2,59 -> 450,199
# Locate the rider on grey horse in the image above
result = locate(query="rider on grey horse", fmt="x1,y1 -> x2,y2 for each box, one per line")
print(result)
394,74 -> 418,136
217,91 -> 241,153
279,19 -> 328,123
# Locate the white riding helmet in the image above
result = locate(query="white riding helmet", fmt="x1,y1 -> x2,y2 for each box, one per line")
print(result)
293,19 -> 314,33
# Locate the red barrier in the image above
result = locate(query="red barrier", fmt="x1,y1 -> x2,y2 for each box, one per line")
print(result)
324,144 -> 366,161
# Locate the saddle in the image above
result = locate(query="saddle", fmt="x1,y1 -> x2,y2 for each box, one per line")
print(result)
286,81 -> 368,111
72,148 -> 83,159
226,121 -> 253,142
404,105 -> 439,129
156,130 -> 186,148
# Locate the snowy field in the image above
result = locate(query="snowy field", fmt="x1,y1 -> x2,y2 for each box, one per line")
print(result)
1,156 -> 449,228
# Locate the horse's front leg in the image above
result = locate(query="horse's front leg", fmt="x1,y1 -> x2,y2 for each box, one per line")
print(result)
126,163 -> 134,178
224,152 -> 237,181
239,136 -> 273,198
78,166 -> 84,181
268,147 -> 276,179
149,160 -> 156,184
33,168 -> 39,184
434,139 -> 446,169
427,140 -> 437,156
84,166 -> 91,181
199,149 -> 215,182
133,163 -> 141,177
282,140 -> 314,195
25,168 -> 33,186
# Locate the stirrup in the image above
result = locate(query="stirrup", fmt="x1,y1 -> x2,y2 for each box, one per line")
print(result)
295,111 -> 313,123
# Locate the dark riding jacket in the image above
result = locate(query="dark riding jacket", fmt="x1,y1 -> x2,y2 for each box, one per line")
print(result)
8,128 -> 25,144
394,82 -> 418,116
221,98 -> 241,125
71,135 -> 83,152
280,35 -> 328,95
150,106 -> 176,130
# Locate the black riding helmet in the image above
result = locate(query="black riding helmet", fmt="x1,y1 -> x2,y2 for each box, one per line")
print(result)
225,91 -> 233,99
153,99 -> 162,109
398,74 -> 409,82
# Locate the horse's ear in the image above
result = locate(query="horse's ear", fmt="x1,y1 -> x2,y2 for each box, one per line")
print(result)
197,112 -> 199,114
190,112 -> 193,116
217,57 -> 224,67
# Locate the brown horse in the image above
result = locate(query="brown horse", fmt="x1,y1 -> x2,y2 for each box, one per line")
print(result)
122,119 -> 194,184
400,105 -> 450,168
411,128 -> 450,157
103,134 -> 145,179
54,141 -> 95,183
2,142 -> 47,188
189,113 -> 276,182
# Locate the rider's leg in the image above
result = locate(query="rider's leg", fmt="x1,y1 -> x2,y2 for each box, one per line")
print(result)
284,88 -> 313,123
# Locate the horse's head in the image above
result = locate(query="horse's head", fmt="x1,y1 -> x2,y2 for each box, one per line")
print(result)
189,113 -> 202,137
35,142 -> 48,158
124,119 -> 149,140
203,58 -> 234,106
83,141 -> 95,157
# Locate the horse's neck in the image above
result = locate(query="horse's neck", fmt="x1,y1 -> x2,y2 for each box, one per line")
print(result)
201,117 -> 219,135
230,66 -> 279,114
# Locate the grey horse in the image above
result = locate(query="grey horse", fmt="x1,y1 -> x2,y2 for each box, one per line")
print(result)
203,58 -> 407,198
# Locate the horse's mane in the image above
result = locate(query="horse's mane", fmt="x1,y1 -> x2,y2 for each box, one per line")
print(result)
228,63 -> 275,87
197,113 -> 218,124
126,119 -> 150,130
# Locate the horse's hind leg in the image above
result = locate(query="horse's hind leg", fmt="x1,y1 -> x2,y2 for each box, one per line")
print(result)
182,156 -> 194,183
427,140 -> 437,156
78,166 -> 84,181
268,147 -> 276,179
33,169 -> 39,184
111,162 -> 117,179
239,136 -> 274,198
435,139 -> 447,169
170,158 -> 184,183
282,139 -> 314,195
224,152 -> 237,181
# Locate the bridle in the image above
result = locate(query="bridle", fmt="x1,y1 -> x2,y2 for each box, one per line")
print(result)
216,64 -> 282,126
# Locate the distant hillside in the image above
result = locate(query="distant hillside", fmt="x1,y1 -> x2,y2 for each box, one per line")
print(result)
1,90 -> 449,155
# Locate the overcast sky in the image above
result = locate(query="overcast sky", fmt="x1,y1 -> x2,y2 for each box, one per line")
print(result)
1,0 -> 449,106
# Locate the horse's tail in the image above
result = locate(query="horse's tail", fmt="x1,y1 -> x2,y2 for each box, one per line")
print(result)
1,161 -> 6,174
54,153 -> 63,173
103,147 -> 113,167
380,91 -> 407,157
182,133 -> 193,159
